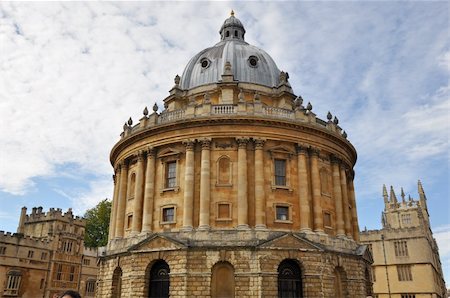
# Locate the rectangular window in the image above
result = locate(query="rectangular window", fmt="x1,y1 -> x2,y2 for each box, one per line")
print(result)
372,267 -> 376,282
394,241 -> 409,257
324,212 -> 332,228
401,295 -> 415,298
5,274 -> 21,295
217,203 -> 231,219
166,161 -> 177,188
0,246 -> 6,255
127,214 -> 133,229
162,207 -> 175,223
56,264 -> 63,281
69,266 -> 75,282
274,159 -> 286,186
276,206 -> 289,221
401,214 -> 411,225
397,265 -> 413,281
41,252 -> 47,260
83,258 -> 91,266
27,250 -> 34,258
86,280 -> 96,296
40,278 -> 45,289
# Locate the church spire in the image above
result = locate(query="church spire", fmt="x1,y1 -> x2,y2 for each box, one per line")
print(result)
401,187 -> 406,203
418,180 -> 428,210
383,184 -> 389,205
390,186 -> 398,207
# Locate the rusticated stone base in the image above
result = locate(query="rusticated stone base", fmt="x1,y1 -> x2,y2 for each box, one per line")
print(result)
96,230 -> 372,297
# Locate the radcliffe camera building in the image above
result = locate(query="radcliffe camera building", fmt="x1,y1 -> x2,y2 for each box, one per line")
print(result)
360,182 -> 447,298
97,12 -> 373,297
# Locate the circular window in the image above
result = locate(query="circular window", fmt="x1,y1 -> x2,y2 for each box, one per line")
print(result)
200,58 -> 210,69
248,56 -> 259,68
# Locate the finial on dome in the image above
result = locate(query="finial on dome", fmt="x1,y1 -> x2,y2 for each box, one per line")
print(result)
327,111 -> 332,121
143,106 -> 148,116
231,10 -> 234,16
127,117 -> 133,126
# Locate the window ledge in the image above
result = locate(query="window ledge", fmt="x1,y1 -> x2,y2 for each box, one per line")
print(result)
271,185 -> 293,192
160,186 -> 179,194
274,219 -> 293,224
160,221 -> 176,225
215,183 -> 233,188
216,218 -> 232,222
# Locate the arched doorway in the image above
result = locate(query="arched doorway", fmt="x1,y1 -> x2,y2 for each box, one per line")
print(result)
334,266 -> 348,298
277,259 -> 302,298
111,267 -> 122,298
211,261 -> 235,298
148,260 -> 170,298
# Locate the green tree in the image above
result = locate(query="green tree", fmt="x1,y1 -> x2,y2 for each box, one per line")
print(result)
84,199 -> 111,247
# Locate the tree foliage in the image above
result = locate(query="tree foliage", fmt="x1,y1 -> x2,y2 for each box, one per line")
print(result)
84,199 -> 111,248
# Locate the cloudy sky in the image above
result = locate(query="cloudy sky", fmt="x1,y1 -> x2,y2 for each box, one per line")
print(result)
0,1 -> 448,284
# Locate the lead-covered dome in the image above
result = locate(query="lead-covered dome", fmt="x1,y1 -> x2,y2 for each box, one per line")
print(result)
180,12 -> 282,90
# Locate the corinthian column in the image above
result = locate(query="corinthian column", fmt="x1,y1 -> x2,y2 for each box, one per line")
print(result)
309,148 -> 323,233
198,139 -> 211,230
254,139 -> 266,229
237,137 -> 249,229
340,164 -> 352,237
141,148 -> 156,233
297,145 -> 311,232
331,155 -> 345,237
116,160 -> 129,238
131,151 -> 145,234
108,171 -> 120,240
182,140 -> 195,231
348,172 -> 360,241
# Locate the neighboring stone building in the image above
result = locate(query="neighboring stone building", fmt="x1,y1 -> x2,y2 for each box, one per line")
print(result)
97,12 -> 373,297
360,182 -> 447,298
0,207 -> 98,298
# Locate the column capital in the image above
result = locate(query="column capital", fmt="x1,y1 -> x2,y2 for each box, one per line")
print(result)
308,147 -> 320,156
137,150 -> 146,161
200,138 -> 212,150
296,144 -> 309,155
112,174 -> 117,184
183,139 -> 195,150
146,147 -> 156,158
330,154 -> 342,164
236,137 -> 249,149
254,138 -> 266,149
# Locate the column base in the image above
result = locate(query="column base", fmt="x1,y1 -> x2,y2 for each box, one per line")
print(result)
255,224 -> 267,230
299,228 -> 313,234
180,226 -> 193,232
236,224 -> 250,230
197,225 -> 210,231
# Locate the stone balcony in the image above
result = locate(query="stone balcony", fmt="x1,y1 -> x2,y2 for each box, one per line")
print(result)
121,102 -> 347,141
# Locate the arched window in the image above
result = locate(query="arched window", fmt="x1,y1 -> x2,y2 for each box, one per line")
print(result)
129,173 -> 136,199
217,156 -> 232,185
211,262 -> 235,298
234,30 -> 238,37
226,31 -> 230,37
149,260 -> 170,298
112,267 -> 122,298
278,259 -> 302,298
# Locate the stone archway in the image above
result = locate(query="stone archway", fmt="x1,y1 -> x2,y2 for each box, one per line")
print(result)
277,259 -> 303,298
211,261 -> 235,298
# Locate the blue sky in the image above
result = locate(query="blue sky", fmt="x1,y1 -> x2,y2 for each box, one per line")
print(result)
0,1 -> 448,284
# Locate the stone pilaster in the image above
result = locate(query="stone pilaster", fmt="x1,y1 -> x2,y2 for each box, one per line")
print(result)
116,160 -> 129,238
348,172 -> 360,241
331,155 -> 345,237
142,147 -> 156,233
198,139 -> 211,230
340,164 -> 352,238
108,171 -> 120,240
296,145 -> 311,232
182,140 -> 195,231
237,137 -> 249,229
254,139 -> 266,229
309,148 -> 323,233
131,151 -> 145,234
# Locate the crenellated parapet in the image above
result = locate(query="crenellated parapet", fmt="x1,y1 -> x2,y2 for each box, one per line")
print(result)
0,230 -> 54,248
23,207 -> 85,226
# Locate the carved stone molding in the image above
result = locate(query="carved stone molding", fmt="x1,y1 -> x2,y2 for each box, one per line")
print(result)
183,140 -> 195,151
308,147 -> 320,157
200,138 -> 212,150
254,138 -> 265,149
236,137 -> 249,149
295,144 -> 309,155
330,154 -> 342,164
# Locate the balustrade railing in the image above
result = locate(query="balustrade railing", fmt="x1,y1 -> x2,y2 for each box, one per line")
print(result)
212,104 -> 236,115
263,106 -> 294,119
157,109 -> 185,124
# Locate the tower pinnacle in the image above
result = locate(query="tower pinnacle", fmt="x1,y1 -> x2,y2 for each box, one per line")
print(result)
383,184 -> 389,205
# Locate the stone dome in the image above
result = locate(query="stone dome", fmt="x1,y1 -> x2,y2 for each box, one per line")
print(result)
180,13 -> 281,90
